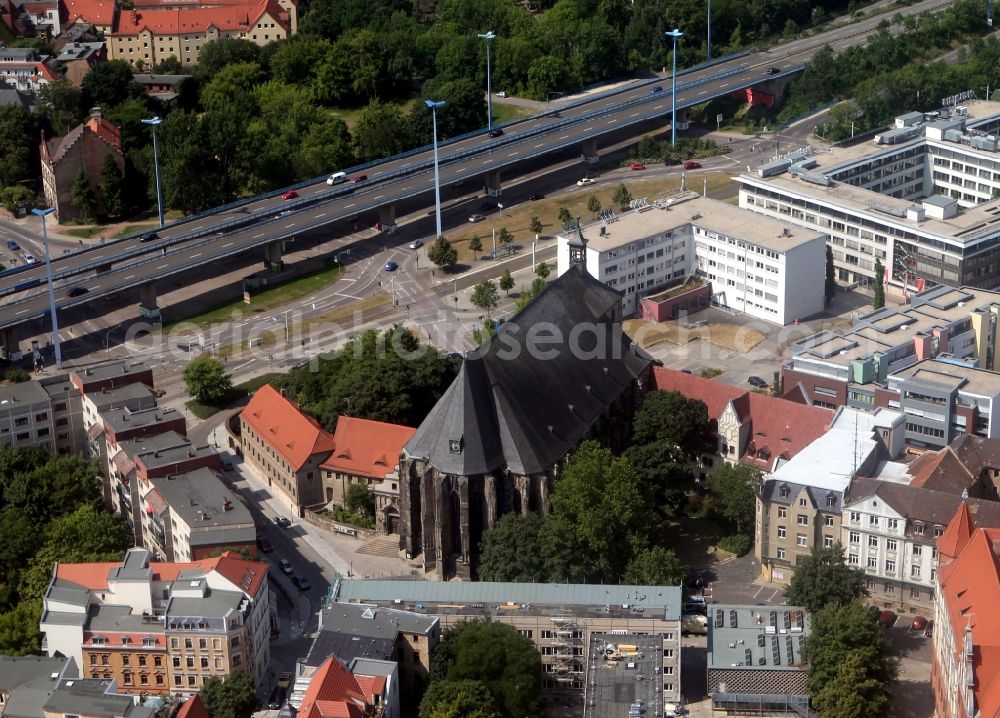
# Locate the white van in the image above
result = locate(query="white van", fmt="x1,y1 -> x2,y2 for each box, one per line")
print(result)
326,171 -> 347,185
682,613 -> 708,636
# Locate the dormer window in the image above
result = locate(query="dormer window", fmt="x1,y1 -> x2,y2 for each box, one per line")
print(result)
779,485 -> 790,498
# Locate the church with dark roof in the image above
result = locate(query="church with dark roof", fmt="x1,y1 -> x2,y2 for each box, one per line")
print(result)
399,235 -> 654,580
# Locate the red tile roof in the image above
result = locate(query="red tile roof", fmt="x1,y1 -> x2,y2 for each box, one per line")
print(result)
651,367 -> 833,470
176,695 -> 209,718
55,562 -> 121,590
939,502 -> 976,563
909,447 -> 976,493
63,0 -> 117,26
298,657 -> 368,718
241,385 -> 335,472
83,631 -> 165,648
937,526 -> 1000,718
111,0 -> 288,36
320,416 -> 416,480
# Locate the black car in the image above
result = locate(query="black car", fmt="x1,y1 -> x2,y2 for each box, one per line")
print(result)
268,686 -> 286,710
139,231 -> 159,242
748,375 -> 768,389
273,516 -> 291,528
256,537 -> 273,553
65,286 -> 89,297
528,193 -> 545,201
765,66 -> 780,75
488,128 -> 504,138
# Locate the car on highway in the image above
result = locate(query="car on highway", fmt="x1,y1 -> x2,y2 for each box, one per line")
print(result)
577,177 -> 595,186
408,240 -> 423,249
351,174 -> 367,183
294,575 -> 312,591
495,91 -> 507,98
256,537 -> 273,553
630,162 -> 646,171
281,190 -> 299,200
65,286 -> 88,297
468,214 -> 486,223
683,160 -> 702,170
273,516 -> 291,528
528,193 -> 544,201
384,260 -> 398,272
22,253 -> 36,263
326,171 -> 347,185
278,559 -> 294,575
747,375 -> 768,389
139,231 -> 158,242
6,241 -> 20,251
764,66 -> 781,75
649,85 -> 664,95
488,128 -> 504,138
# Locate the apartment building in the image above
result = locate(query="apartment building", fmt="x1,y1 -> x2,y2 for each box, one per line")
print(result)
841,478 -> 1000,613
292,655 -> 397,718
907,433 -> 1000,500
40,548 -> 270,694
240,385 -> 334,515
319,416 -> 415,534
782,284 -> 1000,409
932,503 -> 1000,718
41,679 -> 152,718
755,407 -> 905,583
145,468 -> 255,561
739,101 -> 1000,291
0,46 -> 59,95
556,193 -> 826,324
332,579 -> 683,707
70,361 -> 154,398
0,656 -> 76,716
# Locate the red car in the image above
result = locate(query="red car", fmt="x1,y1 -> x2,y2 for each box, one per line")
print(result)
878,610 -> 897,629
351,174 -> 367,183
912,615 -> 928,631
630,162 -> 646,171
281,190 -> 298,200
683,160 -> 702,170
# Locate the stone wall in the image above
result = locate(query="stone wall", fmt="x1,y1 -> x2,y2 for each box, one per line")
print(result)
302,507 -> 377,540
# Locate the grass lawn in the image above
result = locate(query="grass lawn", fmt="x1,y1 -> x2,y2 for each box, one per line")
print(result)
184,398 -> 221,421
624,318 -> 766,353
113,223 -> 158,239
163,261 -> 345,334
63,227 -> 105,239
493,104 -> 536,124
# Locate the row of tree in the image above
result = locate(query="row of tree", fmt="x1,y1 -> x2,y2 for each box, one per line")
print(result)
0,446 -> 132,655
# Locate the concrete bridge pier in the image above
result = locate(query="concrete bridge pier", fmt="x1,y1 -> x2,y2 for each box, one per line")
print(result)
138,281 -> 160,321
264,241 -> 284,272
378,204 -> 397,234
484,170 -> 502,199
581,138 -> 600,164
0,326 -> 20,360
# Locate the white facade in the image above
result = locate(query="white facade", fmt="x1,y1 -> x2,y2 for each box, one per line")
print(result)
556,194 -> 826,325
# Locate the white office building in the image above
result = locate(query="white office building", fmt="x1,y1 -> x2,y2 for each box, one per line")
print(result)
556,193 -> 827,325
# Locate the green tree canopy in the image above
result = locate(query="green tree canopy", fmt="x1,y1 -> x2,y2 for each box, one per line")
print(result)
709,463 -> 760,535
419,679 -> 500,718
499,269 -> 514,296
477,514 -> 546,583
0,600 -> 42,655
785,543 -> 868,612
70,169 -> 97,224
623,546 -> 687,586
353,98 -> 409,161
99,155 -> 126,218
183,356 -> 234,405
470,280 -> 499,319
427,620 -> 541,718
613,183 -> 633,210
632,390 -> 710,456
81,60 -> 144,108
873,257 -> 885,309
197,37 -> 261,80
623,440 -> 695,516
198,671 -> 259,718
529,215 -> 543,235
36,81 -> 84,136
427,236 -> 459,270
345,483 -> 376,518
468,235 -> 483,259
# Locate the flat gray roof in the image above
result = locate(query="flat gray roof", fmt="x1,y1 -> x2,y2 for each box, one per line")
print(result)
0,380 -> 51,409
73,360 -> 150,385
86,604 -> 163,635
136,442 -> 217,471
102,405 -> 181,433
87,382 -> 155,410
890,358 -> 1000,397
923,194 -> 956,208
707,604 -> 810,671
44,679 -> 134,717
320,602 -> 437,638
0,656 -> 69,718
167,590 -> 243,619
150,468 -> 252,531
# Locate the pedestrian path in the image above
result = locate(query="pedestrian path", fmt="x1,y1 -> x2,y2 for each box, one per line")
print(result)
355,536 -> 401,558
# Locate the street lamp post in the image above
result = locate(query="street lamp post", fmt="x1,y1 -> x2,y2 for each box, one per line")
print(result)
142,116 -> 164,229
707,0 -> 712,61
32,207 -> 61,369
478,31 -> 496,130
426,99 -> 447,240
665,29 -> 684,146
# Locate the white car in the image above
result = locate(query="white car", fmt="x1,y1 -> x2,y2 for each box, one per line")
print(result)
495,91 -> 508,98
22,253 -> 36,263
278,559 -> 294,575
576,177 -> 595,186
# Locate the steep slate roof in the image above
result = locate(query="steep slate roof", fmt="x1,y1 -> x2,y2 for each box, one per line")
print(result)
321,416 -> 415,479
405,265 -> 651,475
909,435 -> 1000,494
241,384 -> 334,471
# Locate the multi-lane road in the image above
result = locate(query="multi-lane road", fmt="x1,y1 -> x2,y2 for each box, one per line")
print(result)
0,0 -> 959,336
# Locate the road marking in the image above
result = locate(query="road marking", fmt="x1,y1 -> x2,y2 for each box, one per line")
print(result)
191,253 -> 202,258
157,264 -> 169,270
699,90 -> 708,95
222,242 -> 233,247
253,232 -> 265,238
630,112 -> 639,118
558,134 -> 569,140
654,104 -> 664,109
373,195 -> 384,200
508,151 -> 519,157
285,223 -> 296,228
535,142 -> 545,148
15,309 -> 29,315
123,274 -> 134,281
344,203 -> 355,209
607,119 -> 615,124
316,212 -> 327,218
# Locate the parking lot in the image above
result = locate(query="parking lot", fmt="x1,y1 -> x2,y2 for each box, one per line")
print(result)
586,634 -> 668,718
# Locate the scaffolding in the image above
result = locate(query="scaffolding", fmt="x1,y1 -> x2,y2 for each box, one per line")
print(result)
549,617 -> 583,684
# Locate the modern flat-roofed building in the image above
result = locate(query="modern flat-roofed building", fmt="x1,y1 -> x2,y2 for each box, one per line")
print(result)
70,361 -> 154,397
555,193 -> 826,324
706,604 -> 811,715
739,101 -> 1000,291
331,579 -> 682,708
0,655 -> 76,718
0,380 -> 64,454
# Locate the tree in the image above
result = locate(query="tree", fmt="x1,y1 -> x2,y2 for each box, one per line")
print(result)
183,355 -> 234,405
0,507 -> 40,578
613,183 -> 633,210
623,546 -> 687,586
826,245 -> 836,304
0,105 -> 37,190
36,81 -> 84,136
98,155 -> 125,218
529,215 -> 542,235
632,390 -> 709,456
710,463 -> 760,535
81,61 -> 143,108
427,620 -> 541,718
557,207 -> 572,225
345,483 -> 376,518
420,679 -> 500,718
470,280 -> 499,319
499,269 -> 514,296
586,194 -> 601,217
806,601 -> 896,716
0,185 -> 34,213
515,277 -> 547,310
873,257 -> 885,309
535,262 -> 550,280
0,600 -> 42,655
353,98 -> 409,161
197,37 -> 261,79
497,227 -> 513,245
623,440 -> 695,516
70,169 -> 97,224
468,235 -> 483,260
785,543 -> 868,612
198,671 -> 259,718
477,514 -> 546,583
427,236 -> 458,270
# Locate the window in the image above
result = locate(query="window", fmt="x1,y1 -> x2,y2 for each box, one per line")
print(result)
868,535 -> 879,548
913,545 -> 922,556
911,565 -> 921,578
849,531 -> 860,544
188,676 -> 196,687
885,559 -> 896,573
848,552 -> 859,565
867,578 -> 876,590
184,638 -> 192,649
777,507 -> 787,518
777,526 -> 786,538
796,534 -> 808,547
869,515 -> 880,527
867,556 -> 878,569
154,656 -> 162,668
172,657 -> 180,669
887,518 -> 899,530
797,514 -> 808,525
799,498 -> 807,507
777,547 -> 786,560
911,588 -> 921,599
824,535 -> 834,547
199,638 -> 207,650
825,516 -> 835,527
886,539 -> 897,552
140,675 -> 148,686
